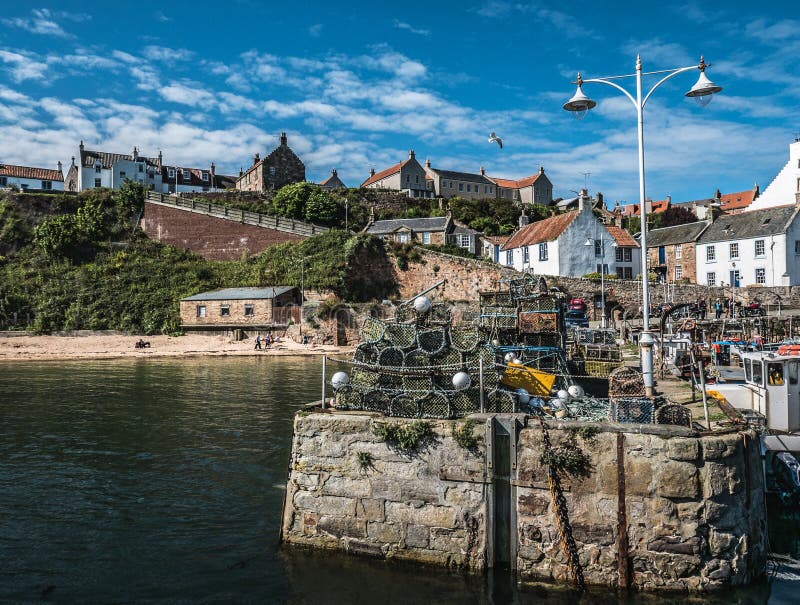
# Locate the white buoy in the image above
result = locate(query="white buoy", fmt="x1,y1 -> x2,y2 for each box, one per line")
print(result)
413,296 -> 432,313
504,352 -> 516,363
557,389 -> 570,402
516,388 -> 531,404
568,384 -> 584,399
331,371 -> 350,390
452,371 -> 471,391
491,339 -> 501,347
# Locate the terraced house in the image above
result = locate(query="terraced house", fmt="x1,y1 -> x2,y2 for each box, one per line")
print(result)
0,162 -> 64,191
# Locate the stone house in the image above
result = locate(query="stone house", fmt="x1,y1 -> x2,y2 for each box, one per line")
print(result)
319,168 -> 347,189
500,196 -> 640,278
749,138 -> 800,211
364,214 -> 482,255
180,286 -> 301,330
361,150 -> 431,198
646,221 -> 711,283
0,163 -> 64,191
695,204 -> 800,287
490,166 -> 553,205
236,132 -> 305,192
423,161 -> 497,200
161,163 -> 235,193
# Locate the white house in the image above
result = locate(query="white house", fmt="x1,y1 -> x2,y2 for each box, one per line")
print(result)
64,142 -> 164,192
499,195 -> 640,278
748,138 -> 800,211
0,163 -> 64,191
695,204 -> 800,287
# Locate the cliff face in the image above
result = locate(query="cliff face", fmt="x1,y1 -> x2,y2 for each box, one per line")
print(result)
281,412 -> 766,592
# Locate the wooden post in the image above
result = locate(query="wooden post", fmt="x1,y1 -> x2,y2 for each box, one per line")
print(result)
699,360 -> 710,430
321,355 -> 327,410
479,357 -> 485,413
616,433 -> 630,589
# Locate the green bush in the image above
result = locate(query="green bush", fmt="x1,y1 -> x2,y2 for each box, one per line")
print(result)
453,419 -> 481,451
373,420 -> 435,452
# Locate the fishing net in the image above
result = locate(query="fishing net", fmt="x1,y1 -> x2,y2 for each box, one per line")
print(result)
656,404 -> 692,427
419,390 -> 451,418
390,394 -> 420,418
428,303 -> 453,326
334,385 -> 363,410
383,323 -> 417,350
480,306 -> 518,330
584,360 -> 624,377
403,349 -> 431,368
519,296 -> 559,312
353,343 -> 380,365
509,274 -> 539,298
350,366 -> 379,389
608,367 -> 646,397
611,397 -> 655,424
432,348 -> 463,371
378,346 -> 404,368
487,388 -> 515,413
378,372 -> 403,390
448,388 -> 480,418
564,397 -> 611,422
449,326 -> 481,353
583,346 -> 622,361
402,374 -> 434,398
360,316 -> 386,344
519,311 -> 559,333
480,291 -> 513,306
394,305 -> 412,323
362,389 -> 391,414
417,328 -> 447,355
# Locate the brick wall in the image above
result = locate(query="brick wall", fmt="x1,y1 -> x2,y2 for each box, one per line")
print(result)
141,201 -> 304,260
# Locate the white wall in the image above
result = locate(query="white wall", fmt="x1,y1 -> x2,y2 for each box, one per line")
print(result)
1,175 -> 64,191
749,141 -> 800,210
696,235 -> 789,287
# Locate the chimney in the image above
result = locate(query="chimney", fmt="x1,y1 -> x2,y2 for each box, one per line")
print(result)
239,167 -> 243,177
408,150 -> 415,160
597,192 -> 604,206
715,188 -> 721,201
157,150 -> 163,166
79,140 -> 84,151
253,152 -> 260,166
57,161 -> 63,174
331,168 -> 337,176
666,194 -> 671,204
518,208 -> 529,228
370,168 -> 375,177
210,162 -> 216,177
539,165 -> 544,174
480,165 -> 485,175
70,156 -> 75,166
132,146 -> 138,161
578,188 -> 589,212
753,182 -> 760,199
280,132 -> 287,146
425,159 -> 431,168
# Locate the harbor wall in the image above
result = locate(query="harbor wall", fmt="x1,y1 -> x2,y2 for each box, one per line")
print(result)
281,411 -> 767,592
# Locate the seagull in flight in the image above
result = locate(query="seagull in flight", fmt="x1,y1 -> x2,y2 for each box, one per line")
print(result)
488,132 -> 503,149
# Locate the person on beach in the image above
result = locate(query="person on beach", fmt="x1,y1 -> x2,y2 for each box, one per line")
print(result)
254,334 -> 262,350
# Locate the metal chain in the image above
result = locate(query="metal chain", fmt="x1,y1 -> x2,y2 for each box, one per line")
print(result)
535,414 -> 586,590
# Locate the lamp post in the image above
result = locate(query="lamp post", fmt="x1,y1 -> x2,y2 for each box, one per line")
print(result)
564,55 -> 722,395
585,234 -> 617,329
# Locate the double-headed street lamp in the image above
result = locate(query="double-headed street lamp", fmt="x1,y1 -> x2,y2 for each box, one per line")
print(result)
564,55 -> 722,395
585,234 -> 617,329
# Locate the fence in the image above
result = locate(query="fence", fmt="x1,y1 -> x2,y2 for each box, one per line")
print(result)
145,192 -> 328,238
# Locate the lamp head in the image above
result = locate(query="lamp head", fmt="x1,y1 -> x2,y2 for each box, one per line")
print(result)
584,237 -> 594,247
685,57 -> 722,106
563,73 -> 596,119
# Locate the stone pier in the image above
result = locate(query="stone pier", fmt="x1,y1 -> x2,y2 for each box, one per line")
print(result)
280,411 -> 766,592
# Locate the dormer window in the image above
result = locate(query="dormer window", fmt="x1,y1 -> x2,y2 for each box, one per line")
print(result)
182,169 -> 191,181
168,168 -> 175,178
202,171 -> 209,182
95,163 -> 102,173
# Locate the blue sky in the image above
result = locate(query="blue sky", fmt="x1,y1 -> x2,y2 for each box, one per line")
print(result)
0,1 -> 797,204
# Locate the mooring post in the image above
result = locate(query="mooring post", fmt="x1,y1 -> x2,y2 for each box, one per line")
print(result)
698,360 -> 710,430
321,355 -> 327,410
616,433 -> 630,589
479,357 -> 485,413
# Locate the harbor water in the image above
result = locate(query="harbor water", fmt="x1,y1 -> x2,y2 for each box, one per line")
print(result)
0,356 -> 797,603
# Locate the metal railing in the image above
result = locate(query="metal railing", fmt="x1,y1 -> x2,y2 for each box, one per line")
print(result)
145,192 -> 328,237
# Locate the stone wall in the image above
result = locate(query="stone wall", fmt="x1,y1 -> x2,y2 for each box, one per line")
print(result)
281,411 -> 766,592
141,201 -> 303,260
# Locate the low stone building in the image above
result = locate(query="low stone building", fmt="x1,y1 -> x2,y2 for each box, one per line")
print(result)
180,286 -> 301,332
364,214 -> 482,255
646,221 -> 711,284
319,169 -> 347,189
236,132 -> 305,192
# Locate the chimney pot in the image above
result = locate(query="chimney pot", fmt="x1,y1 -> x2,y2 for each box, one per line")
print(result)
370,168 -> 375,176
480,165 -> 485,175
71,156 -> 75,166
280,132 -> 287,145
253,153 -> 260,165
409,150 -> 415,159
539,165 -> 544,174
425,159 -> 431,168
79,140 -> 84,150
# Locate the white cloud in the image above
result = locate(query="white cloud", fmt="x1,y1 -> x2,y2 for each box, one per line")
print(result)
154,10 -> 172,22
159,83 -> 216,108
308,24 -> 323,37
1,8 -> 72,38
394,20 -> 430,36
0,50 -> 52,82
142,46 -> 195,62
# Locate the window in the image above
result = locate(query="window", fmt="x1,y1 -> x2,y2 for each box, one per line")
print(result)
707,245 -> 716,262
707,272 -> 716,286
182,169 -> 191,181
752,360 -> 763,385
396,233 -> 410,243
220,305 -> 230,317
615,247 -> 623,262
596,263 -> 609,275
94,178 -> 102,188
594,240 -> 602,257
95,164 -> 102,173
624,248 -> 632,262
269,166 -> 276,177
538,242 -> 548,261
755,268 -> 766,284
244,304 -> 255,317
729,242 -> 739,259
485,186 -> 489,194
196,305 -> 206,318
768,363 -> 784,386
466,184 -> 471,192
406,175 -> 410,183
675,244 -> 682,259
459,183 -> 463,191
202,171 -> 209,182
616,267 -> 624,278
623,267 -> 632,279
459,234 -> 471,248
505,250 -> 513,265
795,240 -> 800,255
422,232 -> 431,244
0,176 -> 7,187
755,239 -> 765,257
168,168 -> 175,178
415,175 -> 419,184
523,246 -> 530,263
675,265 -> 683,280
41,180 -> 52,190
744,358 -> 752,382
789,361 -> 798,386
138,164 -> 144,173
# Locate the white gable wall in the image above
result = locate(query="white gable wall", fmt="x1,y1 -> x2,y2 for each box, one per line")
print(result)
749,141 -> 800,210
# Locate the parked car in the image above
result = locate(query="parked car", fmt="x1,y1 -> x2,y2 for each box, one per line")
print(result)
568,298 -> 587,312
565,310 -> 589,328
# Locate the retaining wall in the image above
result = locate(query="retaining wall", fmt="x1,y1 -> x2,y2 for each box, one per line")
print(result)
281,412 -> 766,592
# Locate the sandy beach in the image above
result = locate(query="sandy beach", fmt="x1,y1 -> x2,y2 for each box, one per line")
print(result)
0,333 -> 354,362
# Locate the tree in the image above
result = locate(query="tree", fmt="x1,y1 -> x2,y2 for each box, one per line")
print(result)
305,188 -> 339,224
117,179 -> 146,215
658,205 -> 698,228
273,182 -> 321,219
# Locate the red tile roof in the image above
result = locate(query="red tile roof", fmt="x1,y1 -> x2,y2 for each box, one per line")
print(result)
501,211 -> 579,250
619,199 -> 670,216
484,235 -> 510,245
0,164 -> 64,182
605,225 -> 639,247
719,189 -> 755,212
361,160 -> 406,187
489,173 -> 541,189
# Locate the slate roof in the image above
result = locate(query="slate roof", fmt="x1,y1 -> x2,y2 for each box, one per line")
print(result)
645,221 -> 709,247
0,164 -> 64,181
161,165 -> 234,189
80,149 -> 160,169
182,287 -> 296,301
605,225 -> 639,247
320,170 -> 346,188
501,211 -> 579,250
365,217 -> 448,234
429,168 -> 493,185
697,205 -> 799,244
